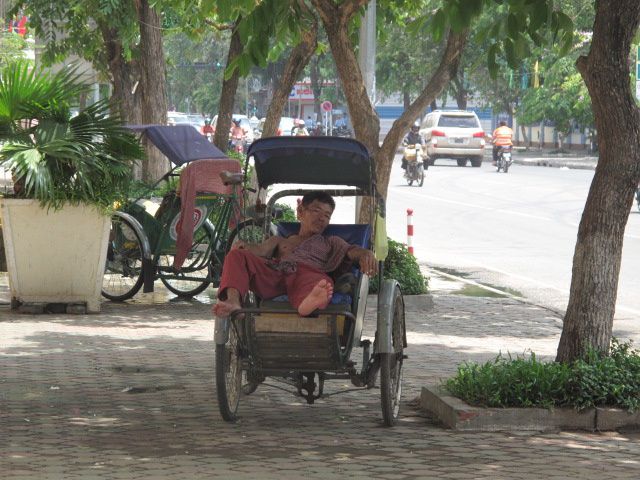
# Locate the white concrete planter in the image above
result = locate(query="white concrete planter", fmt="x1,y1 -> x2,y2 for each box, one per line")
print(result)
0,199 -> 110,313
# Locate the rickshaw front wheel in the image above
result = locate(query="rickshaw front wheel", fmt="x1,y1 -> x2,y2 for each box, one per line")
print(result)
159,222 -> 217,297
380,285 -> 405,427
102,214 -> 145,301
215,322 -> 243,422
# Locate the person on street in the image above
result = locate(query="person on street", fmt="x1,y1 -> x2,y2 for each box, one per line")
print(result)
334,114 -> 347,129
230,119 -> 246,140
201,119 -> 214,140
401,122 -> 424,170
229,118 -> 247,151
492,121 -> 513,165
213,191 -> 377,318
292,119 -> 309,136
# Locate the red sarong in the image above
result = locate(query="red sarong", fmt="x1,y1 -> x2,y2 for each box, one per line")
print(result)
218,249 -> 332,310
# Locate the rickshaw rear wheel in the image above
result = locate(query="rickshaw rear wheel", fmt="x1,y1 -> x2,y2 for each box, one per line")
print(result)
159,222 -> 217,297
226,219 -> 274,251
102,214 -> 144,301
380,285 -> 405,427
215,321 -> 243,422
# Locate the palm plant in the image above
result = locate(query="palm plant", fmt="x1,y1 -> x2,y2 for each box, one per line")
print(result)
0,61 -> 144,210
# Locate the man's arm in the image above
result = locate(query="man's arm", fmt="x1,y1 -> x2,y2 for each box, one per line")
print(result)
232,235 -> 280,258
346,246 -> 378,276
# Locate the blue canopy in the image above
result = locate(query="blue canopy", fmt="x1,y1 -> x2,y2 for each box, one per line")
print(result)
246,136 -> 375,193
127,124 -> 228,166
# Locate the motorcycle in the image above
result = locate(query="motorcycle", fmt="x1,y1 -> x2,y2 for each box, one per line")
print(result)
403,144 -> 425,187
332,125 -> 352,138
496,145 -> 513,173
310,123 -> 325,136
229,137 -> 245,154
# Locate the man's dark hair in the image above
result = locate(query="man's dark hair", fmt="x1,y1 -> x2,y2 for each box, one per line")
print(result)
301,191 -> 335,211
499,121 -> 507,127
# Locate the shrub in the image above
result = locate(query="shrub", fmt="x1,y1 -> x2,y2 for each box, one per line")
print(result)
445,339 -> 640,412
274,203 -> 297,223
369,238 -> 428,295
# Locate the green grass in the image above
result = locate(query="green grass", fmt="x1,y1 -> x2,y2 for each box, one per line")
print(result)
445,339 -> 640,412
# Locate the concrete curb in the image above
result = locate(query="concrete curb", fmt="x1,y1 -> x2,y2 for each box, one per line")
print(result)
402,293 -> 434,312
513,157 -> 597,170
419,385 -> 640,433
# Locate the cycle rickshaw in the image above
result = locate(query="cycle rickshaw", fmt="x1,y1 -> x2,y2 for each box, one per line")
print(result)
214,136 -> 406,426
102,125 -> 266,301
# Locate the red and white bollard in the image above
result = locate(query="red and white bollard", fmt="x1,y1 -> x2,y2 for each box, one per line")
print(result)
406,208 -> 414,255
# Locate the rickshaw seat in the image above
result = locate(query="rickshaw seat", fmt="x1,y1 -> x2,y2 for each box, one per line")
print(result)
259,222 -> 371,309
275,222 -> 371,249
174,158 -> 241,269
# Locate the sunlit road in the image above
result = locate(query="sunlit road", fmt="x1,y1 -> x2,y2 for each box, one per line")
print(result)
384,156 -> 640,327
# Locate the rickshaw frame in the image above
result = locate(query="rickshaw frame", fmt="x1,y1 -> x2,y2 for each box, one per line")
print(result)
213,136 -> 406,426
102,125 -> 262,301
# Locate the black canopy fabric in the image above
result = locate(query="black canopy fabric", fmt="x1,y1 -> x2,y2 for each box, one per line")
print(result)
246,136 -> 374,193
127,124 -> 228,166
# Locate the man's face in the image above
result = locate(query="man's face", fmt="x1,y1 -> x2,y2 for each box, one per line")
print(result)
298,199 -> 333,234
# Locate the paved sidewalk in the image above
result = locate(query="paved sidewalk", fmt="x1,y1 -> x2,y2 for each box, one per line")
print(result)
1,275 -> 639,479
510,147 -> 598,170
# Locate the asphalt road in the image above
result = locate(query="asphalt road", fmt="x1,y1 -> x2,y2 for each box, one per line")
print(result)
382,156 -> 640,326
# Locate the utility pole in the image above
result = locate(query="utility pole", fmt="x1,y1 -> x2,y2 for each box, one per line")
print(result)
358,0 -> 376,104
356,0 -> 376,220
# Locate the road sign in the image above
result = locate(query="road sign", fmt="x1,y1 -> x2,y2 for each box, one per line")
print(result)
321,101 -> 333,112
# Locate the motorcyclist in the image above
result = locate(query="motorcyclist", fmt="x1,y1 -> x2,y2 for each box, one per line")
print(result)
201,119 -> 214,140
230,118 -> 247,151
311,121 -> 324,136
401,122 -> 424,170
292,119 -> 309,136
492,121 -> 513,165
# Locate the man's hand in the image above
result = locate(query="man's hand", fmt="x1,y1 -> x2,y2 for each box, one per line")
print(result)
359,250 -> 378,276
348,247 -> 378,276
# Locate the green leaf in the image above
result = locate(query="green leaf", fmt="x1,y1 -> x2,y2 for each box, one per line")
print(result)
506,13 -> 519,39
431,9 -> 446,42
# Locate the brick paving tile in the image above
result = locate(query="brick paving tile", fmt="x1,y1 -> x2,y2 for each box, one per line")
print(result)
2,290 -> 640,479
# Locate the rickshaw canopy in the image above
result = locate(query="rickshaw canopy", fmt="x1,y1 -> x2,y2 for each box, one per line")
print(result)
128,124 -> 228,166
246,136 -> 375,194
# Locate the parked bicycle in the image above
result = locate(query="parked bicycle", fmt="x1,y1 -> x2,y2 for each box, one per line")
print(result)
102,125 -> 273,301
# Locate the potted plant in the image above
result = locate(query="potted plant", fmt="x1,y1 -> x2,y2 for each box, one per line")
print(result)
0,61 -> 143,312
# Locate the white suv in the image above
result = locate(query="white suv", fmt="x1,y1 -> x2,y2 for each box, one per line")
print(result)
420,110 -> 485,167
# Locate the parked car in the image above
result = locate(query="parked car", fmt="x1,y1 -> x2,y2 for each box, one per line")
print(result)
187,114 -> 206,131
254,116 -> 297,138
420,110 -> 485,167
167,111 -> 196,129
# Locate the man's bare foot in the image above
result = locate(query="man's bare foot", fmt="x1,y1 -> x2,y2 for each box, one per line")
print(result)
213,299 -> 242,318
298,279 -> 333,316
213,288 -> 243,318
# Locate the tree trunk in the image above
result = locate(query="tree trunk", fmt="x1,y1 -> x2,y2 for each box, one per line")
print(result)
262,18 -> 317,137
135,0 -> 169,183
99,23 -> 145,180
452,75 -> 467,110
314,0 -> 466,225
556,0 -> 640,363
403,91 -> 410,109
310,55 -> 324,122
100,24 -> 142,124
312,0 -> 379,152
214,24 -> 242,151
519,125 -> 529,147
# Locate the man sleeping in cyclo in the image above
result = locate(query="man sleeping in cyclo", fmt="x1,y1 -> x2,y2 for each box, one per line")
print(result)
213,191 -> 377,318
